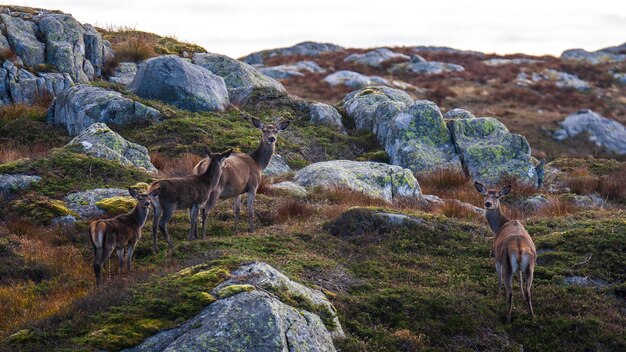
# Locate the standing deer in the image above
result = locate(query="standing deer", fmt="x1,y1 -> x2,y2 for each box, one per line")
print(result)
192,117 -> 290,236
149,149 -> 232,252
90,187 -> 160,286
475,182 -> 537,324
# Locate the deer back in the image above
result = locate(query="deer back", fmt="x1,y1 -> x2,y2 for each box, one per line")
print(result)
193,153 -> 261,198
494,220 -> 536,264
149,176 -> 209,209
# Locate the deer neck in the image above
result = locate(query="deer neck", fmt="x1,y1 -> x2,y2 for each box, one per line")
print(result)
249,139 -> 274,170
485,206 -> 509,236
130,204 -> 150,227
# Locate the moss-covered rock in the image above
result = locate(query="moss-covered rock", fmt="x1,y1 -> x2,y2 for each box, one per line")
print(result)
95,196 -> 137,215
9,193 -> 78,224
340,86 -> 413,131
215,284 -> 255,299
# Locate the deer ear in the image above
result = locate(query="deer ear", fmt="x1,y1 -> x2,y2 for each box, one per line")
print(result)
277,120 -> 290,131
220,149 -> 233,159
499,185 -> 512,197
474,182 -> 487,196
128,187 -> 139,199
251,118 -> 264,130
149,188 -> 161,198
203,146 -> 213,157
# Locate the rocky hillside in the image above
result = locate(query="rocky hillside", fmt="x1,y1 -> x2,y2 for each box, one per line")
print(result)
0,5 -> 625,352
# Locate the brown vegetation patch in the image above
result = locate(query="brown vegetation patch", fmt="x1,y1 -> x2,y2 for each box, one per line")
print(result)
150,152 -> 203,178
269,198 -> 316,224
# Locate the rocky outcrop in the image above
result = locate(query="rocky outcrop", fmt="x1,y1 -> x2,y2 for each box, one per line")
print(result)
294,160 -> 422,203
192,53 -> 286,105
0,8 -> 112,83
126,262 -> 340,352
386,101 -> 462,172
129,55 -> 230,112
48,84 -> 160,135
309,102 -> 343,129
412,46 -> 484,56
323,70 -> 388,89
482,58 -> 540,66
0,174 -> 41,196
553,109 -> 626,155
341,86 -> 413,132
263,154 -> 291,176
270,181 -> 308,198
241,41 -> 344,65
325,207 -> 429,238
64,187 -> 129,218
561,42 -> 626,64
259,61 -> 326,79
516,69 -> 591,92
390,55 -> 464,75
344,48 -> 409,67
64,123 -> 157,172
449,117 -> 537,186
0,60 -> 73,104
108,62 -> 138,85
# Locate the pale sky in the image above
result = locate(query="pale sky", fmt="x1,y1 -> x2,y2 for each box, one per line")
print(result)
6,0 -> 626,58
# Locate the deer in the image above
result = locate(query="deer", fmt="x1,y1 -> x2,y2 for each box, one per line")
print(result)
148,149 -> 233,252
90,187 -> 160,286
192,117 -> 290,236
475,182 -> 537,324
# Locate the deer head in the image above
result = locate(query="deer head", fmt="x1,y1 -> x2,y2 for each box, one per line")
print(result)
129,187 -> 160,209
203,149 -> 233,186
474,182 -> 511,211
251,117 -> 290,145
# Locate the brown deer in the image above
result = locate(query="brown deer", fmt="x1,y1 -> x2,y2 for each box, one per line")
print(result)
475,182 -> 537,324
149,149 -> 232,252
90,187 -> 160,286
192,117 -> 290,236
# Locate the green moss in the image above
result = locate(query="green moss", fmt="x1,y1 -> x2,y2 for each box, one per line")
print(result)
267,288 -> 337,330
356,150 -> 389,163
95,196 -> 137,215
216,284 -> 255,299
9,194 -> 78,224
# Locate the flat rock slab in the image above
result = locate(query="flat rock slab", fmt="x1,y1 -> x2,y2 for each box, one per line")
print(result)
64,187 -> 128,218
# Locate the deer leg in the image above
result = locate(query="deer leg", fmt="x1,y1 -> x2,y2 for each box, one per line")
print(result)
233,195 -> 241,233
188,204 -> 200,241
202,191 -> 220,240
496,262 -> 502,294
247,190 -> 256,233
525,266 -> 535,319
116,248 -> 124,274
93,244 -> 103,287
159,206 -> 175,249
126,244 -> 134,272
152,203 -> 162,253
503,265 -> 514,324
97,245 -> 115,286
519,271 -> 524,297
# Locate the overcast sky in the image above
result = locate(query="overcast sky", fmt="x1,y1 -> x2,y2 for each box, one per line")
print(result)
7,0 -> 626,58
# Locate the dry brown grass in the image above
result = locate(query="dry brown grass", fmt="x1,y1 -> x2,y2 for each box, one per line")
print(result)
564,165 -> 626,201
417,167 -> 470,193
433,201 -> 484,222
270,198 -> 316,224
150,152 -> 204,178
256,177 -> 273,195
0,47 -> 18,62
534,197 -> 580,218
0,144 -> 50,164
311,186 -> 389,208
114,38 -> 157,63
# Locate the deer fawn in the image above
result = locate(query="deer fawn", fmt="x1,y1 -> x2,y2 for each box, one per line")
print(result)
149,149 -> 232,252
90,187 -> 160,286
192,118 -> 290,236
475,182 -> 537,324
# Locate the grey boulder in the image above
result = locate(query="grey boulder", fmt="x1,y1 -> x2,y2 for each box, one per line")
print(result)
192,53 -> 286,105
390,55 -> 464,75
386,100 -> 462,172
561,42 -> 626,64
0,174 -> 41,196
553,109 -> 626,155
0,14 -> 44,67
64,187 -> 130,219
516,69 -> 591,92
323,70 -> 388,89
65,123 -> 157,172
109,62 -> 138,85
241,41 -> 344,65
449,117 -> 537,186
129,55 -> 230,112
309,102 -> 343,129
343,48 -> 409,67
294,160 -> 422,203
48,84 -> 160,136
0,60 -> 73,104
263,154 -> 291,176
259,60 -> 326,79
340,86 -> 413,132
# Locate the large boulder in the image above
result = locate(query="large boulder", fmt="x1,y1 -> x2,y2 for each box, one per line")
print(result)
294,160 -> 422,203
0,174 -> 41,197
125,262 -> 339,352
482,58 -> 541,66
390,55 -> 464,75
259,60 -> 326,79
309,102 -> 343,129
385,100 -> 462,172
561,42 -> 626,64
263,154 -> 291,176
323,70 -> 388,89
325,207 -> 429,238
64,187 -> 129,218
449,117 -> 537,186
129,55 -> 230,112
344,48 -> 409,67
516,69 -> 590,92
340,86 -> 413,132
0,13 -> 44,67
0,60 -> 73,104
553,109 -> 626,155
48,84 -> 160,135
192,53 -> 286,105
64,123 -> 157,172
241,41 -> 344,65
108,62 -> 138,85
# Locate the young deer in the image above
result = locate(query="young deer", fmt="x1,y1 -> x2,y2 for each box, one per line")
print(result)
192,117 -> 290,235
475,182 -> 537,324
90,187 -> 160,286
149,149 -> 232,252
